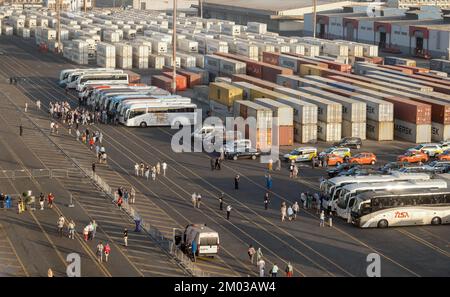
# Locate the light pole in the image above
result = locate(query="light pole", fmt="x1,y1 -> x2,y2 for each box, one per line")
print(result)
172,0 -> 177,94
312,0 -> 317,38
199,0 -> 203,19
57,0 -> 61,53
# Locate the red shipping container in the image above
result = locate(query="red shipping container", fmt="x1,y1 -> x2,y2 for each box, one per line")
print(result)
151,75 -> 172,92
262,51 -> 281,66
278,125 -> 294,146
396,65 -> 429,73
162,66 -> 202,88
162,72 -> 187,91
262,65 -> 293,83
214,52 -> 264,78
379,64 -> 415,75
231,74 -> 279,91
383,96 -> 431,125
123,70 -> 141,83
282,52 -> 329,69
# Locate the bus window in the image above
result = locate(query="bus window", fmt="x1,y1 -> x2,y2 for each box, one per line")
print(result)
129,108 -> 146,119
361,203 -> 372,216
199,237 -> 218,245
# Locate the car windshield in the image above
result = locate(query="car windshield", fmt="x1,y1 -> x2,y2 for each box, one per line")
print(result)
354,154 -> 362,158
405,151 -> 415,156
324,148 -> 334,154
429,161 -> 438,167
413,145 -> 424,150
290,150 -> 300,155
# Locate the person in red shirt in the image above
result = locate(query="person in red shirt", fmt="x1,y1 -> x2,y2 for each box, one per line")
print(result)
47,193 -> 54,209
103,243 -> 111,262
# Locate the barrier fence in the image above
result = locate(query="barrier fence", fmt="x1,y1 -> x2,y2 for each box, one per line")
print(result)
0,168 -> 81,179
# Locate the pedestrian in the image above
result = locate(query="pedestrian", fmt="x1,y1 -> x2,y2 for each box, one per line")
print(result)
311,157 -> 316,169
191,240 -> 197,262
50,121 -> 55,134
287,205 -> 294,221
285,262 -> 293,277
130,187 -> 136,204
17,198 -> 24,214
96,242 -> 104,263
47,268 -> 54,277
218,192 -> 224,210
83,226 -> 89,241
264,192 -> 269,210
99,132 -> 103,144
256,247 -> 263,264
95,144 -> 100,157
248,245 -> 256,264
270,263 -> 279,277
19,124 -> 23,136
215,158 -> 220,170
25,103 -> 28,113
275,159 -> 281,171
151,170 -> 156,181
210,158 -> 215,170
68,220 -> 75,239
9,77 -> 12,84
268,159 -> 273,171
196,193 -> 202,209
156,162 -> 161,175
191,192 -> 197,208
88,222 -> 94,241
76,129 -> 80,141
104,243 -> 111,262
123,228 -> 128,247
234,175 -> 240,190
92,220 -> 97,239
117,195 -> 123,210
57,215 -> 65,237
265,173 -> 272,190
47,192 -> 54,209
226,204 -> 232,220
258,258 -> 266,277
139,162 -> 145,177
162,162 -> 167,176
289,162 -> 294,178
39,192 -> 45,210
293,165 -> 299,178
281,202 -> 287,222
36,100 -> 41,110
134,163 -> 139,176
320,210 -> 325,227
92,162 -> 96,175
144,167 -> 150,180
292,201 -> 299,220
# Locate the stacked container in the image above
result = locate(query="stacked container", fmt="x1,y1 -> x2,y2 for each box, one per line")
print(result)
148,53 -> 165,69
208,82 -> 244,110
96,42 -> 116,68
384,56 -> 416,67
178,38 -> 198,53
132,43 -> 149,69
115,43 -> 133,69
103,30 -> 120,43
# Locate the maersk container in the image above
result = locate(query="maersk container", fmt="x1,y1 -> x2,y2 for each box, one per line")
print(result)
342,120 -> 366,139
273,91 -> 319,125
431,122 -> 450,141
366,120 -> 394,141
219,57 -> 246,77
204,54 -> 220,73
247,22 -> 267,34
394,119 -> 431,143
348,93 -> 393,122
254,98 -> 294,126
148,53 -> 165,69
301,87 -> 367,122
317,121 -> 341,142
294,123 -> 317,143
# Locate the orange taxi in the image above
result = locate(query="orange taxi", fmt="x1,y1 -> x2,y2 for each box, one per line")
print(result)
397,151 -> 429,163
437,150 -> 450,161
326,154 -> 345,166
349,152 -> 377,165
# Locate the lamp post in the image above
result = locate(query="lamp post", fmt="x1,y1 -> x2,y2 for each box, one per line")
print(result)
172,0 -> 177,94
312,0 -> 317,38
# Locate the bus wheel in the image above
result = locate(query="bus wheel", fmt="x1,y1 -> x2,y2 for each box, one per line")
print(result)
431,217 -> 442,225
140,122 -> 147,128
377,219 -> 388,228
233,155 -> 238,160
251,155 -> 257,160
371,160 -> 375,165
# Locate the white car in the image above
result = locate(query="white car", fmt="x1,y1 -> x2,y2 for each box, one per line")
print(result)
407,143 -> 443,157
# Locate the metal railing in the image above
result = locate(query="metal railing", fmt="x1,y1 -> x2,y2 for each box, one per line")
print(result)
0,169 -> 78,179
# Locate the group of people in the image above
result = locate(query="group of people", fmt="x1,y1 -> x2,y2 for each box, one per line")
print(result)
39,192 -> 55,210
134,161 -> 167,180
9,76 -> 19,85
115,186 -> 136,209
210,156 -> 224,170
248,245 -> 293,277
280,201 -> 300,222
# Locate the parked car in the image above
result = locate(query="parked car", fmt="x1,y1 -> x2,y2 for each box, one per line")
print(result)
407,143 -> 443,157
283,147 -> 317,162
394,166 -> 435,174
335,137 -> 362,149
337,166 -> 365,176
424,160 -> 450,174
439,140 -> 450,152
325,154 -> 345,167
378,162 -> 412,174
319,147 -> 351,160
397,151 -> 429,163
327,163 -> 360,177
226,146 -> 261,160
348,152 -> 377,165
437,150 -> 450,161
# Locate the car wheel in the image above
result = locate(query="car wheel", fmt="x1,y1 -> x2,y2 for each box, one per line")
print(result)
431,217 -> 442,225
371,160 -> 375,165
377,219 -> 388,229
140,122 -> 147,128
233,155 -> 238,161
251,155 -> 257,160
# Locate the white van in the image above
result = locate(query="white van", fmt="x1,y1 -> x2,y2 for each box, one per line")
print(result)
192,125 -> 225,140
180,224 -> 220,257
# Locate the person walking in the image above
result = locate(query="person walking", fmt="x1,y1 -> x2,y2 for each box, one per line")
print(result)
268,159 -> 273,171
57,216 -> 65,237
285,262 -> 293,277
39,192 -> 45,210
256,248 -> 263,265
104,243 -> 111,263
76,129 -> 80,141
265,174 -> 272,190
130,187 -> 136,204
68,220 -> 75,239
92,220 -> 97,239
226,204 -> 232,220
248,245 -> 256,264
191,192 -> 197,208
25,103 -> 28,113
144,167 -> 150,180
292,201 -> 299,220
134,163 -> 139,176
151,169 -> 156,181
293,165 -> 299,179
117,195 -> 123,210
19,124 -> 23,137
264,192 -> 269,210
289,162 -> 294,178
139,162 -> 145,177
287,205 -> 294,221
196,193 -> 202,209
123,228 -> 128,247
258,258 -> 266,277
96,242 -> 104,263
36,100 -> 41,110
280,202 -> 287,222
92,162 -> 96,175
234,175 -> 240,190
47,193 -> 54,209
162,162 -> 167,176
83,226 -> 89,241
191,240 -> 197,262
87,222 -> 94,241
218,192 -> 224,211
156,162 -> 161,175
270,263 -> 279,277
275,159 -> 281,171
47,268 -> 54,277
320,210 -> 325,227
210,158 -> 215,171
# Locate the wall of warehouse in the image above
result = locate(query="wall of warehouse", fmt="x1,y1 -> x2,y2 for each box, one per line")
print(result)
328,16 -> 344,39
390,23 -> 411,53
358,20 -> 376,43
427,29 -> 450,58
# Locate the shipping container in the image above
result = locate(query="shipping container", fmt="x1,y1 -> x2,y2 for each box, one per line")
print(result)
187,67 -> 210,84
163,66 -> 202,88
219,57 -> 246,77
365,74 -> 434,92
162,72 -> 187,91
262,51 -> 280,66
394,119 -> 431,143
342,120 -> 366,139
299,64 -> 325,76
254,98 -> 294,126
294,123 -> 317,143
151,75 -> 172,92
148,53 -> 165,69
276,125 -> 294,146
431,122 -> 450,142
232,74 -> 279,90
247,22 -> 267,34
178,38 -> 198,53
209,82 -> 243,108
317,121 -> 341,142
366,120 -> 394,141
123,70 -> 141,83
230,81 -> 254,100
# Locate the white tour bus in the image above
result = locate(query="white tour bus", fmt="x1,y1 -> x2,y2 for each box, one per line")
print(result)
351,189 -> 450,228
75,72 -> 128,91
58,68 -> 114,86
91,86 -> 161,108
66,69 -> 122,89
321,173 -> 432,210
78,82 -> 130,99
105,91 -> 172,111
335,179 -> 448,219
115,95 -> 181,114
119,99 -> 197,127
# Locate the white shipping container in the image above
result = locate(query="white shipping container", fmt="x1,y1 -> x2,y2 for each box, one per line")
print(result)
25,18 -> 36,28
294,123 -> 317,143
247,22 -> 267,34
97,42 -> 115,57
132,55 -> 149,69
123,28 -> 137,40
206,43 -> 228,54
148,54 -> 165,69
349,93 -> 393,122
162,54 -> 181,68
317,121 -> 341,142
132,44 -> 149,58
301,43 -> 320,57
254,98 -> 294,126
204,54 -> 220,73
115,43 -> 132,57
366,120 -> 394,141
3,25 -> 13,35
103,30 -> 120,43
432,122 -> 450,141
219,57 -> 246,76
97,55 -> 116,68
222,23 -> 241,36
189,52 -> 205,68
233,100 -> 273,129
323,42 -> 348,57
394,119 -> 431,143
150,39 -> 168,54
235,42 -> 258,59
116,55 -> 133,69
178,39 -> 198,53
273,44 -> 290,53
342,120 -> 366,139
274,94 -> 318,124
178,53 -> 196,68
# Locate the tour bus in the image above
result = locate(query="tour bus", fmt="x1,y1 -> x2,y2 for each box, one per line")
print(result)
58,68 -> 114,86
115,95 -> 181,114
321,173 -> 432,210
66,69 -> 122,89
105,90 -> 171,111
335,179 -> 448,220
88,86 -> 140,107
119,99 -> 197,127
351,189 -> 450,228
75,72 -> 128,91
78,82 -> 131,99
90,86 -> 162,108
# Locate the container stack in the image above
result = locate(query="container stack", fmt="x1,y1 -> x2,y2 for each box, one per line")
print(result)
70,39 -> 89,65
149,53 -> 165,69
97,42 -> 116,68
233,100 -> 272,150
103,30 -> 120,43
113,43 -> 131,69
208,82 -> 244,111
131,43 -> 149,69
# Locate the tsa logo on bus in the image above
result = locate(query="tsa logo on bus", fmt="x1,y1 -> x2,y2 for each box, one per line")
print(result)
394,211 -> 409,219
